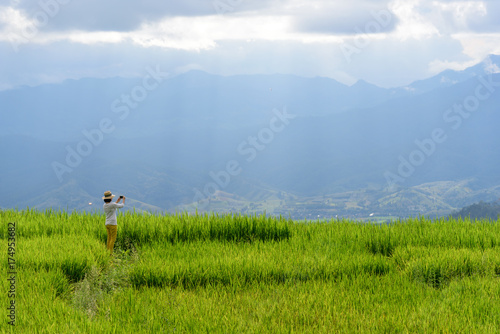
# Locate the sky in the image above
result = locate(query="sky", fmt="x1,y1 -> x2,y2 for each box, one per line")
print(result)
0,0 -> 500,90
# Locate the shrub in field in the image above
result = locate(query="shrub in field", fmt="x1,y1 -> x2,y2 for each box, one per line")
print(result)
72,247 -> 136,318
365,231 -> 395,257
72,266 -> 104,318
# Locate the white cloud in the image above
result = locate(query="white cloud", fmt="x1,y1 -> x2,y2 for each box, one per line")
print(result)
485,63 -> 500,74
0,6 -> 34,38
454,32 -> 500,59
424,1 -> 488,34
428,58 -> 479,74
63,31 -> 126,45
0,12 -> 346,51
389,0 -> 440,40
432,1 -> 487,22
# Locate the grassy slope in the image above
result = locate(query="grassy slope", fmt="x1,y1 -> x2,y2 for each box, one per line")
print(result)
1,209 -> 500,333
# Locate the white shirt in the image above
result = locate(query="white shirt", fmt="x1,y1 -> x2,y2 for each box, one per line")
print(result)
103,202 -> 124,225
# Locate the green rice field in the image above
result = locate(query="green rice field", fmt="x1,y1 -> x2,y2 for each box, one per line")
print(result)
2,209 -> 500,333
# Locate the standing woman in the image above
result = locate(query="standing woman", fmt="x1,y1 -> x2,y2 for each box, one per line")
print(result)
102,191 -> 125,254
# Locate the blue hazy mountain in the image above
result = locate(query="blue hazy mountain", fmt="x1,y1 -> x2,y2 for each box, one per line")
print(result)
401,54 -> 500,94
1,55 -> 499,214
0,70 -> 403,142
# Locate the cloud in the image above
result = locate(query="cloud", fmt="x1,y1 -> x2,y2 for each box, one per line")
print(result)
483,58 -> 500,74
9,0 -> 217,32
0,0 -> 499,90
454,32 -> 500,61
6,0 -> 290,32
291,1 -> 398,35
428,58 -> 480,74
389,0 -> 441,40
0,11 -> 345,52
423,1 -> 487,34
129,15 -> 296,51
410,0 -> 500,34
3,0 -> 499,37
428,54 -> 500,76
467,1 -> 500,32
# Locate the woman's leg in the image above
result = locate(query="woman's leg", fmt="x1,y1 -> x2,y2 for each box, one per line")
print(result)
106,225 -> 118,254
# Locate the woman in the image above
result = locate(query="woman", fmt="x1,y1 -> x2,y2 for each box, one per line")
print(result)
102,191 -> 125,254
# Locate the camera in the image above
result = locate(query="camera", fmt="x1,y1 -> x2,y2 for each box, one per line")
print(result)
119,195 -> 124,199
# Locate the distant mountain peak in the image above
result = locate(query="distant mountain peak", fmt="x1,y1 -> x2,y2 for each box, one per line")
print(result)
402,54 -> 500,95
483,53 -> 500,62
482,54 -> 500,74
352,79 -> 368,86
351,79 -> 378,88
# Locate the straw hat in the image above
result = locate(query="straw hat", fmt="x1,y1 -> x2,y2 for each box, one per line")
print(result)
102,191 -> 116,200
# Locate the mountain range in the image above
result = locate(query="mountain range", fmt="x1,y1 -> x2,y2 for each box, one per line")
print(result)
1,55 -> 500,218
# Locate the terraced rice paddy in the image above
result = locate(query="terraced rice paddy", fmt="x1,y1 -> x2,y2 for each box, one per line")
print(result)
2,209 -> 500,333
